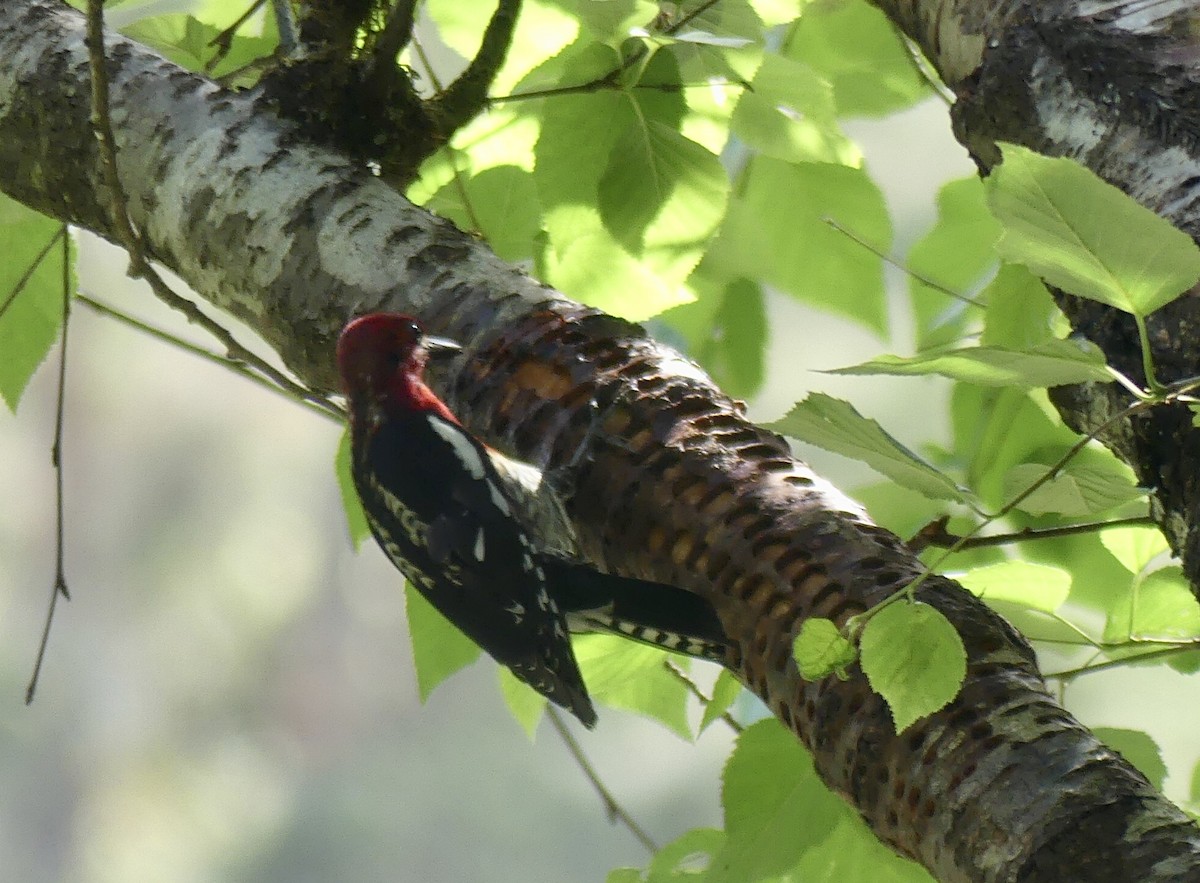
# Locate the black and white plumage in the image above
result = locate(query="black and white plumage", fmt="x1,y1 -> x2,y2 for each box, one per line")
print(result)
337,313 -> 729,728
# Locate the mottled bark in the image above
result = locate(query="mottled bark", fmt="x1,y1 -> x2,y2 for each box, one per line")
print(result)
3,1 -> 1200,880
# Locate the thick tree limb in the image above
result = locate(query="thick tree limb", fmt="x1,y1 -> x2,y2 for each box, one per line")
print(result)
3,2 -> 1200,880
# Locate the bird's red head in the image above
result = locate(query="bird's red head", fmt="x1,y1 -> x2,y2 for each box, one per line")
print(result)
336,313 -> 462,420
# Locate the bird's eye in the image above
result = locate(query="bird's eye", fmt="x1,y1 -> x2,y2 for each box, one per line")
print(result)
407,320 -> 421,339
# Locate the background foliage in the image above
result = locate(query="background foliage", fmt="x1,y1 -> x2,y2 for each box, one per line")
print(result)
5,0 -> 1200,880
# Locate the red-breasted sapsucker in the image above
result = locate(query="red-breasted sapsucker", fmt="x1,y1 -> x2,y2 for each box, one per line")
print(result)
337,313 -> 727,727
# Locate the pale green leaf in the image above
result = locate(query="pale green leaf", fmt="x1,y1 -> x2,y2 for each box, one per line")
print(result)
860,602 -> 966,732
907,176 -> 1001,350
0,199 -> 66,410
770,393 -> 970,503
573,635 -> 692,739
598,120 -> 728,255
830,338 -> 1110,388
1100,524 -> 1171,575
1093,727 -> 1167,790
987,144 -> 1200,316
1005,461 -> 1146,517
499,668 -> 548,739
1103,566 -> 1200,642
792,618 -> 856,680
709,161 -> 889,334
709,721 -> 840,883
404,583 -> 482,701
788,0 -> 930,116
793,815 -> 934,881
700,670 -> 744,734
979,265 -> 1057,349
730,54 -> 859,165
425,164 -> 543,262
334,429 -> 371,549
648,828 -> 725,879
956,560 -> 1071,613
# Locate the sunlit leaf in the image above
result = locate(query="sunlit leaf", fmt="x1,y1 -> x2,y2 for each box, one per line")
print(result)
771,393 -> 970,503
1094,727 -> 1167,790
405,584 -> 482,701
1005,461 -> 1146,517
792,618 -> 857,680
830,338 -> 1110,388
956,560 -> 1071,614
709,721 -> 840,883
860,602 -> 966,732
987,144 -> 1200,317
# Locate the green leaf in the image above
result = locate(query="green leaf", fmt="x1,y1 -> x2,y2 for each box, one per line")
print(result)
709,721 -> 840,883
404,583 -> 482,701
425,0 -> 580,93
730,54 -> 859,165
956,560 -> 1071,614
1093,727 -> 1167,790
425,165 -> 543,262
1103,566 -> 1200,642
499,668 -> 548,738
1099,524 -> 1170,575
1004,461 -> 1146,517
788,0 -> 930,116
710,161 -> 890,334
860,601 -> 966,732
334,429 -> 371,549
792,815 -> 934,881
792,618 -> 857,680
979,264 -> 1057,349
700,670 -> 744,734
573,635 -> 692,739
648,828 -> 725,880
770,393 -> 971,503
830,338 -> 1111,388
597,120 -> 728,255
0,199 -> 66,410
907,176 -> 1001,350
987,143 -> 1200,316
664,272 -> 766,399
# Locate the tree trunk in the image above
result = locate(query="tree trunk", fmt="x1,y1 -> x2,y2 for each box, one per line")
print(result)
3,1 -> 1199,879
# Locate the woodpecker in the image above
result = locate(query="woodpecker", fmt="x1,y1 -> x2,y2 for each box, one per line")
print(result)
337,313 -> 728,727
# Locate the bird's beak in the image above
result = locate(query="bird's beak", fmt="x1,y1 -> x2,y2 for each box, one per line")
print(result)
422,334 -> 463,361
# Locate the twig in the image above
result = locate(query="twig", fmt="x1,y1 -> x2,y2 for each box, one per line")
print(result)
26,228 -> 73,705
907,514 -> 1156,553
545,707 -> 659,853
823,216 -> 984,308
205,0 -> 269,73
76,294 -> 345,422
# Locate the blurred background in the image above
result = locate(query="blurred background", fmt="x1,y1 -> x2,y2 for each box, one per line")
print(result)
4,6 -> 1200,883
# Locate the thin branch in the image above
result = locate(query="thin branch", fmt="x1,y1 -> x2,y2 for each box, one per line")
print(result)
662,659 -> 744,733
76,294 -> 345,422
205,0 -> 269,73
823,217 -> 984,308
428,0 -> 522,133
491,0 -> 748,106
26,227 -> 73,705
372,0 -> 419,70
908,514 -> 1157,552
545,707 -> 659,853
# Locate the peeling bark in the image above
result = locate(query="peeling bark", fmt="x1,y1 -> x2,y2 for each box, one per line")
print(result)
4,1 -> 1200,880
